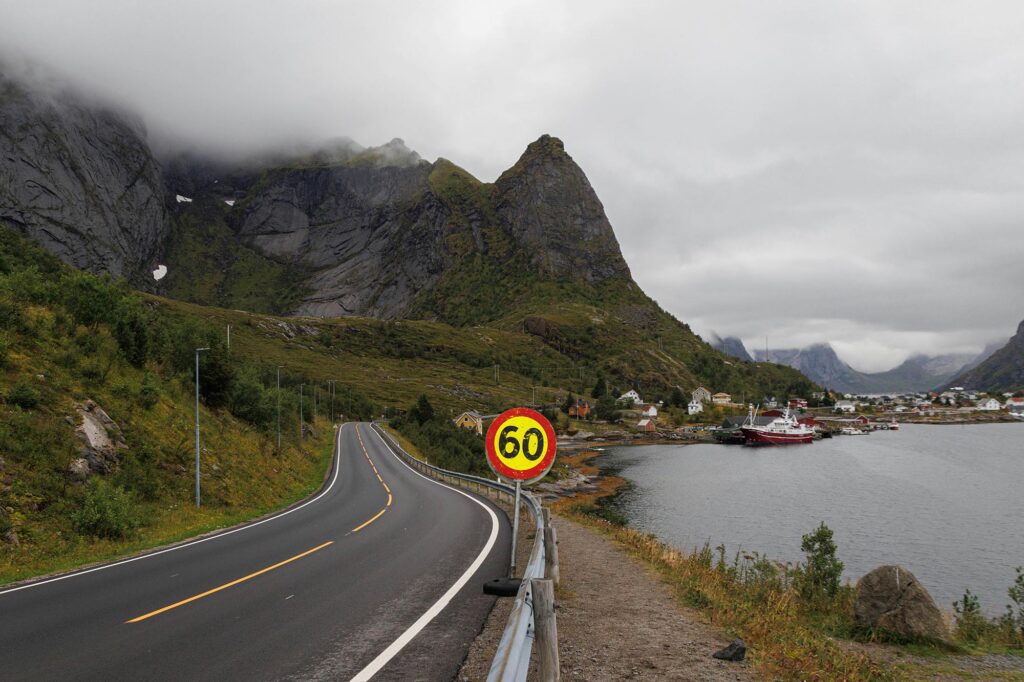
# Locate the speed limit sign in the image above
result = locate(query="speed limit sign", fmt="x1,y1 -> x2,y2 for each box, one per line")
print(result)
485,407 -> 557,484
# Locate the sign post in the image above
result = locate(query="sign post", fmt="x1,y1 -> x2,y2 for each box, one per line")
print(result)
485,407 -> 557,577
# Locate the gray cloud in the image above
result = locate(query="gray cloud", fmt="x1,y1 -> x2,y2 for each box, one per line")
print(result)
2,0 -> 1022,371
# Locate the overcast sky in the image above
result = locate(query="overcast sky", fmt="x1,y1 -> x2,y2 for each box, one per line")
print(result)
2,1 -> 1022,371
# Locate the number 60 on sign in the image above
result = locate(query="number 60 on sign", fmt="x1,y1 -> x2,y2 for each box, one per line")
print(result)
484,407 -> 557,484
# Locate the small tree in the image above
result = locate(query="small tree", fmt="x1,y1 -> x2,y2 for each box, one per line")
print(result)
591,376 -> 607,399
670,386 -> 685,407
410,394 -> 435,425
562,392 -> 575,415
796,522 -> 844,605
953,589 -> 989,642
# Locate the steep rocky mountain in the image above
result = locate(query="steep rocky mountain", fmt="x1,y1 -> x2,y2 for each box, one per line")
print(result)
0,70 -> 817,399
948,320 -> 1024,391
163,134 -> 633,321
0,72 -> 167,282
754,343 -> 990,394
709,334 -> 754,362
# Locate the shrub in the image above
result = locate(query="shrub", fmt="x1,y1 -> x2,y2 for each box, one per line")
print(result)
795,522 -> 844,606
138,372 -> 159,409
953,589 -> 991,643
114,446 -> 162,501
72,479 -> 139,539
7,383 -> 40,409
0,334 -> 7,367
998,567 -> 1024,646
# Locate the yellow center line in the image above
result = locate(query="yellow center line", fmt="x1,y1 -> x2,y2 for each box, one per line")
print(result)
126,541 -> 334,623
349,425 -> 393,534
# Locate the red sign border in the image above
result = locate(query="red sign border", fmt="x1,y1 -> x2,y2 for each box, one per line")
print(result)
485,407 -> 557,483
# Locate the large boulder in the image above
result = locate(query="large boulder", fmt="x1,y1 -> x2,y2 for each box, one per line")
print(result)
854,565 -> 947,641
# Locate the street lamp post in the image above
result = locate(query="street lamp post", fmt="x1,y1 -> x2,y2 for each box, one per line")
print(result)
194,347 -> 210,508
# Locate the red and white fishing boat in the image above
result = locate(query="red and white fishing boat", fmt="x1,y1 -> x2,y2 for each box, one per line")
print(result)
741,405 -> 814,445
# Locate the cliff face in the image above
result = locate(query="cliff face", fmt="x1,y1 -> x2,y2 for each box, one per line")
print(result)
0,74 -> 167,281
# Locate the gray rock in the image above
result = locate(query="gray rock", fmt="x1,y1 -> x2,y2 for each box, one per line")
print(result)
68,457 -> 91,481
854,565 -> 948,641
3,529 -> 19,547
0,71 -> 168,282
712,639 -> 746,661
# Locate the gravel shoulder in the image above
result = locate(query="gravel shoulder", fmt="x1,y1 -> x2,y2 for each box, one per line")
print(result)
458,511 -> 756,681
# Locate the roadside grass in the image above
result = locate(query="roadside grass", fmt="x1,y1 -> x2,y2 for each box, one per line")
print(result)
562,509 -> 895,681
0,419 -> 334,586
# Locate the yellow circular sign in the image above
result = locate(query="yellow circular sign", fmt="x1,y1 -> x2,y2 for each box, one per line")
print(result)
485,408 -> 557,482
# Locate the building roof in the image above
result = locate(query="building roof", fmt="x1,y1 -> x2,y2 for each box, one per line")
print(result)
637,418 -> 652,427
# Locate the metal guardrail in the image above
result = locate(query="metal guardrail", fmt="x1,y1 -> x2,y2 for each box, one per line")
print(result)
371,424 -> 545,682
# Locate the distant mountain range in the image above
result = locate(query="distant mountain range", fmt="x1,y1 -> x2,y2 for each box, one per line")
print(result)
711,336 -> 1002,394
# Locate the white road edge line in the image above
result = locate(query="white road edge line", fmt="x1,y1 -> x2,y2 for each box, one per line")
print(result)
0,425 -> 347,597
351,424 -> 500,682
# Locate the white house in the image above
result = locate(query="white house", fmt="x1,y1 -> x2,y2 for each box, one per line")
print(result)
977,398 -> 1001,411
641,405 -> 658,418
618,389 -> 642,405
834,400 -> 856,414
691,386 -> 712,404
712,392 -> 732,405
687,400 -> 703,416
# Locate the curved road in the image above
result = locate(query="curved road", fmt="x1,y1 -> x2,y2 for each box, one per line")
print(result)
0,423 -> 511,681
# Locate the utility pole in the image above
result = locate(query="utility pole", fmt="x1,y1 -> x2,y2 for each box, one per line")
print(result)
276,366 -> 282,452
194,347 -> 210,508
226,324 -> 231,351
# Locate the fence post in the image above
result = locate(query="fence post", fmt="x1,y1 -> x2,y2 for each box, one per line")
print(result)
532,578 -> 560,681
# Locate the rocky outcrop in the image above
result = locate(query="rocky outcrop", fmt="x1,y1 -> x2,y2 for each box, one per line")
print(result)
0,72 -> 168,282
73,400 -> 127,476
854,565 -> 947,641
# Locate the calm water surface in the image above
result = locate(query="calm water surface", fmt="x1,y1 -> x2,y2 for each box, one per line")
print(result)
602,422 -> 1024,613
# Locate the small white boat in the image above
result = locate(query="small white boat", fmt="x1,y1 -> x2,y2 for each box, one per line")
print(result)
840,427 -> 868,436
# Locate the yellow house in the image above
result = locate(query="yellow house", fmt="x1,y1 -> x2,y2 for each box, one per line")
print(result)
453,410 -> 484,435
712,392 -> 732,405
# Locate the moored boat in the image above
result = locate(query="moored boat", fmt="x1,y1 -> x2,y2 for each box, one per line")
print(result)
741,405 -> 814,445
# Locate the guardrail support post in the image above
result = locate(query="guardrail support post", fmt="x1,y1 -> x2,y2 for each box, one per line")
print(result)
532,578 -> 560,681
544,525 -> 560,587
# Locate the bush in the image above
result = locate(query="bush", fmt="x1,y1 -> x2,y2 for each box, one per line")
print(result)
795,522 -> 844,606
7,383 -> 40,409
953,590 -> 991,643
72,479 -> 139,539
138,372 -> 160,409
0,334 -> 7,367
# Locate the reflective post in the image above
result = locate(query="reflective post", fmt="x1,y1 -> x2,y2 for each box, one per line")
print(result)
194,347 -> 210,507
510,480 -> 521,577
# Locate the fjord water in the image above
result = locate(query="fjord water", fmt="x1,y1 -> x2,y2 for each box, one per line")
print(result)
603,423 -> 1024,613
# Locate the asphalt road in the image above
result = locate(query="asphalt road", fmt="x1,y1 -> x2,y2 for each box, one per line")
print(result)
0,422 -> 511,681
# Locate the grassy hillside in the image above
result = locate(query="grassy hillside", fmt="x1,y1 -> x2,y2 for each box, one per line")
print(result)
0,225 -> 370,583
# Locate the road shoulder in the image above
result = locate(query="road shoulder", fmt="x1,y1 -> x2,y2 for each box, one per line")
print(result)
458,512 -> 756,681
